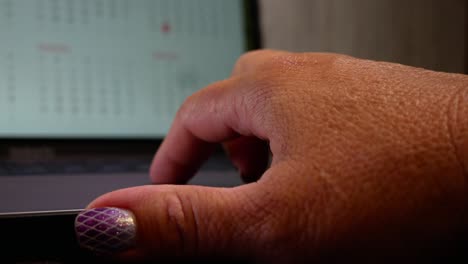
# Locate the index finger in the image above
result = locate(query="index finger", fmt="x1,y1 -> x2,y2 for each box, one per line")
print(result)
150,49 -> 290,184
150,76 -> 270,184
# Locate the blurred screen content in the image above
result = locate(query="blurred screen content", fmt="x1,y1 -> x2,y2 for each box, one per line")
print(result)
0,0 -> 246,138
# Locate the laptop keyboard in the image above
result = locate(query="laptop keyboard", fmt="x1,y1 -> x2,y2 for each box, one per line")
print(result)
0,159 -> 151,176
0,156 -> 234,176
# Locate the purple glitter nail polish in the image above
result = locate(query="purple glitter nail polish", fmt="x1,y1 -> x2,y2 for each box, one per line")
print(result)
75,207 -> 137,254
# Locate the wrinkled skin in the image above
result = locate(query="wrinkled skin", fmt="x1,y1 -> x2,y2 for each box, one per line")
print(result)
89,50 -> 468,263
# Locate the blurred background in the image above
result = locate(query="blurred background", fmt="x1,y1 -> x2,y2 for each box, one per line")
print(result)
259,0 -> 467,74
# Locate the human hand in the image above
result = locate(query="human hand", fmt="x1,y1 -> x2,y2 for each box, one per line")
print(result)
76,50 -> 468,263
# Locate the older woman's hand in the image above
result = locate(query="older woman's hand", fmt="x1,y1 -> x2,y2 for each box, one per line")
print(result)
77,50 -> 468,263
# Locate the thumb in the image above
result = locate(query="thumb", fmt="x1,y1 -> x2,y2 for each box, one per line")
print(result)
74,184 -> 257,259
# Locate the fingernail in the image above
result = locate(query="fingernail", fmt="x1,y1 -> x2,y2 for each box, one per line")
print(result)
75,207 -> 137,255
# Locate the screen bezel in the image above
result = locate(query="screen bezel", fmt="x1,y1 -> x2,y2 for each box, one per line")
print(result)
0,0 -> 262,156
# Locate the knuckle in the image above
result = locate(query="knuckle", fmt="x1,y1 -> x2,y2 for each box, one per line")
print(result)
235,49 -> 292,74
259,53 -> 303,73
241,76 -> 279,124
237,49 -> 278,64
445,88 -> 468,183
175,93 -> 197,124
252,52 -> 346,83
160,190 -> 197,255
174,80 -> 226,127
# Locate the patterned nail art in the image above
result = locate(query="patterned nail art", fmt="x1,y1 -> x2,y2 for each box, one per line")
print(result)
75,207 -> 137,254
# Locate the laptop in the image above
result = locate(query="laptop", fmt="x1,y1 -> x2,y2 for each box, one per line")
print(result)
0,0 -> 261,214
0,1 -> 261,261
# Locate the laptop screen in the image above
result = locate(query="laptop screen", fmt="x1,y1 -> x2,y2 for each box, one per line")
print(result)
0,0 -> 251,139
